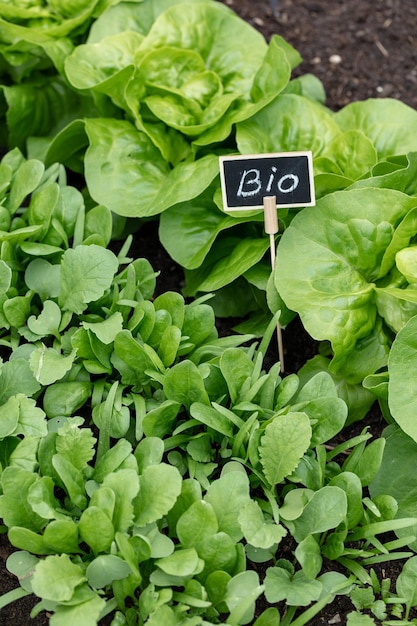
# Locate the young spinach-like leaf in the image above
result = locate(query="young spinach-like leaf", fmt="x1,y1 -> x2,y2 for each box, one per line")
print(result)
59,245 -> 119,314
259,412 -> 312,486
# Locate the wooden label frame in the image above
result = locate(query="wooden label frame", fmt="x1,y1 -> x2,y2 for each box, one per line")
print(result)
219,151 -> 315,211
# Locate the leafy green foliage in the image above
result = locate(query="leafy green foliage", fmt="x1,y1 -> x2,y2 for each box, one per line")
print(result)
0,147 -> 408,622
2,0 -> 417,623
276,184 -> 417,383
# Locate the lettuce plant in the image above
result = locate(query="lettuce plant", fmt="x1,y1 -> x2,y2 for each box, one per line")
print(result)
275,175 -> 417,384
0,0 -> 118,149
45,0 -> 297,215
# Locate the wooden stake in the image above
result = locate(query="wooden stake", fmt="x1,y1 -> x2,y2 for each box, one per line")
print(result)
263,195 -> 285,372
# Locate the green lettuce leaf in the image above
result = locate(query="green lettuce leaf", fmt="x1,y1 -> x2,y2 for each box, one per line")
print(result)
2,76 -> 81,150
236,93 -> 340,157
334,98 -> 417,159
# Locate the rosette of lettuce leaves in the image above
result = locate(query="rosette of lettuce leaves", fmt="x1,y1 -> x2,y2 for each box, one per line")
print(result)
45,0 -> 299,217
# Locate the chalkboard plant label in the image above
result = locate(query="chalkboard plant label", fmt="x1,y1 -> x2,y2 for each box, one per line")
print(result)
219,151 -> 315,211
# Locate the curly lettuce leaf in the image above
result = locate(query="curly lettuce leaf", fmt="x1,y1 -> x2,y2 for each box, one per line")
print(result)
64,30 -> 142,105
334,98 -> 417,159
159,188 -> 263,270
321,130 -> 377,177
137,2 -> 267,96
349,151 -> 417,197
0,0 -> 113,36
236,94 -> 340,157
83,118 -> 220,217
2,75 -> 81,150
87,0 -> 211,43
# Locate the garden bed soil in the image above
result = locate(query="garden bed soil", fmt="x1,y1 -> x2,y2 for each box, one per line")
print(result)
1,0 -> 417,624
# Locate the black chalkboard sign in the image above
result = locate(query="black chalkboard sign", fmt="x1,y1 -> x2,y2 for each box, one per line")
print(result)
219,151 -> 315,211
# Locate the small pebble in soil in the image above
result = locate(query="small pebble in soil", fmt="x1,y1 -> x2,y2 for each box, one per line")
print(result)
253,16 -> 264,26
329,54 -> 342,64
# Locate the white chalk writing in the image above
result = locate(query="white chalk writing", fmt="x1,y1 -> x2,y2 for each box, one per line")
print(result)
237,168 -> 300,198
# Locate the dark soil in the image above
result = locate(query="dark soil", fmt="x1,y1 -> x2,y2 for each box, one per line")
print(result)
2,1 -> 417,624
230,0 -> 417,112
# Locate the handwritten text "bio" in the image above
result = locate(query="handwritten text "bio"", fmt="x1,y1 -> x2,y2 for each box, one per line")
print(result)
237,167 -> 299,198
